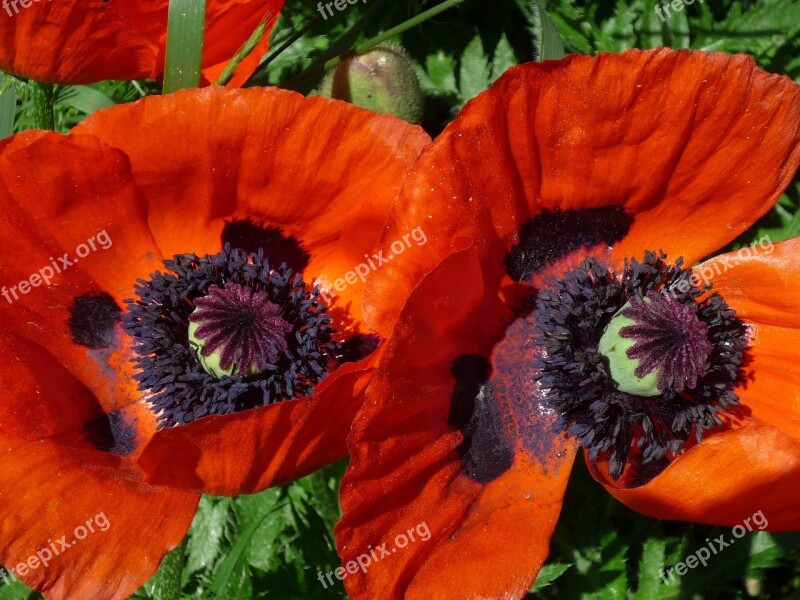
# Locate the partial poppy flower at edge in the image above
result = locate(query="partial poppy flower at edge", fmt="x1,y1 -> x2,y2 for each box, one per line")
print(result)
0,87 -> 430,599
0,0 -> 285,85
334,49 -> 800,600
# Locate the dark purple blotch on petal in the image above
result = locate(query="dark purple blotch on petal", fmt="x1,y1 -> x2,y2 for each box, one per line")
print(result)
505,207 -> 632,282
82,410 -> 137,456
221,218 -> 310,273
448,355 -> 514,484
69,292 -> 122,350
337,333 -> 381,365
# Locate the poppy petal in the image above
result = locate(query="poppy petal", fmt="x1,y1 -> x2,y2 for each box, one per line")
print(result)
592,422 -> 800,530
336,247 -> 577,599
0,433 -> 199,600
0,0 -> 157,84
137,360 -> 375,495
0,131 -> 162,426
363,49 -> 800,336
74,86 -> 431,330
699,237 -> 800,328
693,238 -> 800,440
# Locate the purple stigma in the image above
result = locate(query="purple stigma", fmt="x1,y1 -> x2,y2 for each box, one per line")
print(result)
189,282 -> 292,373
620,291 -> 713,393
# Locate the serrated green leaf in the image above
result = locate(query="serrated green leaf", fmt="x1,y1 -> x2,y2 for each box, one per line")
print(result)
547,4 -> 593,54
419,52 -> 460,97
142,542 -> 186,600
186,497 -> 232,576
658,0 -> 690,49
459,35 -> 492,103
530,563 -> 572,592
698,0 -> 800,58
632,536 -> 672,600
640,0 -> 666,49
213,499 -> 288,595
745,531 -> 788,572
491,34 -> 517,82
596,0 -> 638,51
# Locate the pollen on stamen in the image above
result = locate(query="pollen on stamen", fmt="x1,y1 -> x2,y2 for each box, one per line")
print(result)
533,251 -> 749,480
124,245 -> 338,428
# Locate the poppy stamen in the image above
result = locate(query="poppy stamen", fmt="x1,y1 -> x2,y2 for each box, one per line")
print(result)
534,251 -> 749,480
124,245 -> 337,428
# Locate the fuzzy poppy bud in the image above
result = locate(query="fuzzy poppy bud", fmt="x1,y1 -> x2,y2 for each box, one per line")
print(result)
319,43 -> 425,124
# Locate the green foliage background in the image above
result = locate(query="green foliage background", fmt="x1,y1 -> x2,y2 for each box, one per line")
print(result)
1,0 -> 799,598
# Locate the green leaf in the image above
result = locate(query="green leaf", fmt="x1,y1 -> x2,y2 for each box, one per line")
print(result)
163,0 -> 208,93
545,2 -> 593,54
596,0 -> 638,51
141,542 -> 186,600
531,1 -> 566,61
0,572 -> 38,599
459,35 -> 492,103
640,0 -> 666,49
418,51 -> 460,98
530,563 -> 572,592
212,498 -> 288,595
697,0 -> 800,58
657,0 -> 690,49
746,531 -> 790,572
632,535 -> 672,600
185,497 -> 232,576
491,34 -> 517,82
57,86 -> 114,116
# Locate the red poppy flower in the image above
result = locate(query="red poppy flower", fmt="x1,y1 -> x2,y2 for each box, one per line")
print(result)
334,48 -> 800,599
0,86 -> 429,599
0,0 -> 285,86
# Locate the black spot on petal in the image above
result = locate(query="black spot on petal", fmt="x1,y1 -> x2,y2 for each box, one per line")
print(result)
449,355 -> 514,484
337,333 -> 381,365
83,410 -> 137,456
69,292 -> 122,350
222,218 -> 310,273
505,207 -> 633,282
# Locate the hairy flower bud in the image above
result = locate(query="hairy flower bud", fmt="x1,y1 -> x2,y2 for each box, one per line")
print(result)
319,43 -> 425,124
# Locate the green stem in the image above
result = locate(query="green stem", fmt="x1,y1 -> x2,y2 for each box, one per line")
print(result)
252,15 -> 321,79
0,88 -> 16,139
29,81 -> 54,131
344,0 -> 466,67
